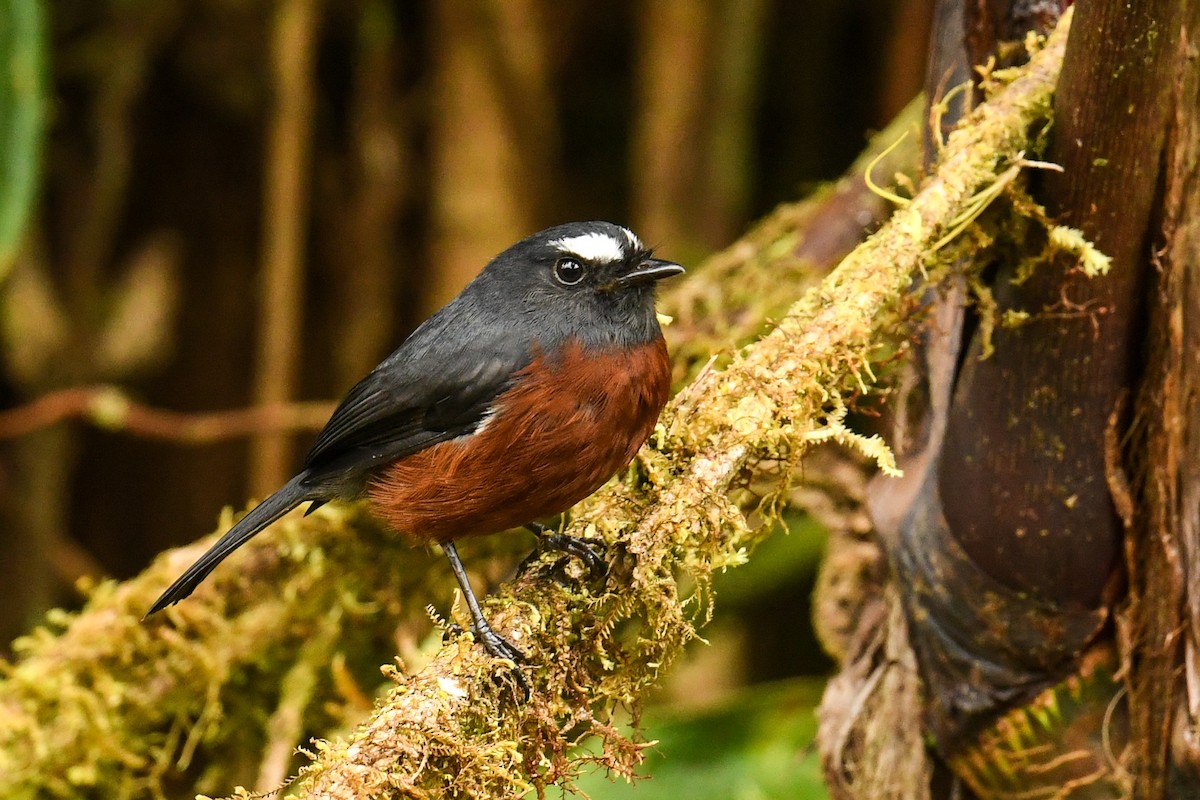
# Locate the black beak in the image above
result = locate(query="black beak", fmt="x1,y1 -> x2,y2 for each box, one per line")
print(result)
616,257 -> 685,288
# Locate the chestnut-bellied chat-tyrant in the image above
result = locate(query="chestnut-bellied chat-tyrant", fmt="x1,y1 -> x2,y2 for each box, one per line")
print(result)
147,221 -> 683,664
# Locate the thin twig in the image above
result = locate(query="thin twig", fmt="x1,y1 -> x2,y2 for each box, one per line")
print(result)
0,385 -> 333,444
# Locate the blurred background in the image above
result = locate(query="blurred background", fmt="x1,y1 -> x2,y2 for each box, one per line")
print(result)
0,0 -> 930,794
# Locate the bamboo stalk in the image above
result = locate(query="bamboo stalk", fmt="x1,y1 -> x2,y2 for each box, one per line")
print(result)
250,0 -> 319,497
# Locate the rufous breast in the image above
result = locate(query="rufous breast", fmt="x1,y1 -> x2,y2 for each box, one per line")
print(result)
367,337 -> 671,542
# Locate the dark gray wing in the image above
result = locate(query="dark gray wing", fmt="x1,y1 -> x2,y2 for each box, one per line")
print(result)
301,305 -> 532,477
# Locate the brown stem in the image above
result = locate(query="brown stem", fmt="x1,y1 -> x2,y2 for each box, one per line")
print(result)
64,5 -> 181,320
0,386 -> 333,444
319,0 -> 408,388
938,1 -> 1182,607
697,0 -> 767,245
1127,8 -> 1200,797
631,0 -> 712,252
425,0 -> 532,315
879,0 -> 934,124
922,0 -> 971,163
250,0 -> 320,497
472,0 -> 559,222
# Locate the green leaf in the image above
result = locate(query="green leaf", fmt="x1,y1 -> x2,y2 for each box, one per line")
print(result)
0,0 -> 45,280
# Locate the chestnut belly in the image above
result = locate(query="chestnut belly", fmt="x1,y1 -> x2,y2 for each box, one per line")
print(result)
366,337 -> 670,542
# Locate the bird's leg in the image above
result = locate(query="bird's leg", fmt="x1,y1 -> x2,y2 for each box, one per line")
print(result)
522,521 -> 608,581
443,541 -> 526,664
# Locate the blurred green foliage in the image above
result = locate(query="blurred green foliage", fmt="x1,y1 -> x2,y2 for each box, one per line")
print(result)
574,677 -> 828,800
714,510 -> 827,606
0,0 -> 43,278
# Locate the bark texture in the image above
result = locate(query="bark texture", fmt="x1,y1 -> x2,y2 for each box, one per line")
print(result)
1127,7 -> 1200,798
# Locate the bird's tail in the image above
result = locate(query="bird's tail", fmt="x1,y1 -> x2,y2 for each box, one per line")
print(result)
146,474 -> 312,616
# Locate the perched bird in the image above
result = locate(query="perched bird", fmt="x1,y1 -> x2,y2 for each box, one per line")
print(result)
148,221 -> 683,663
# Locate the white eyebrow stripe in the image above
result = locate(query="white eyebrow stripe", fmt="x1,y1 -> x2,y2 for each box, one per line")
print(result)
551,232 -> 625,263
620,226 -> 642,250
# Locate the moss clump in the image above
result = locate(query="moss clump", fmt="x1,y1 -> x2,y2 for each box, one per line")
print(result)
0,504 -> 482,799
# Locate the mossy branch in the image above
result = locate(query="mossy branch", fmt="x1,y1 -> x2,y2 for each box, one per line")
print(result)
0,505 -> 460,800
292,9 -> 1073,798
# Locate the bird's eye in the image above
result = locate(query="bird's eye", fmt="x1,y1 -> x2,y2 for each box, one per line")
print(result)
553,257 -> 585,286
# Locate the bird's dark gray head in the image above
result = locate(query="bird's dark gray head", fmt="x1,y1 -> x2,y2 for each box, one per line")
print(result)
464,221 -> 684,350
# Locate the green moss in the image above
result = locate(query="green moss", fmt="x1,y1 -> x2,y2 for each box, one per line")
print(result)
0,504 -> 477,799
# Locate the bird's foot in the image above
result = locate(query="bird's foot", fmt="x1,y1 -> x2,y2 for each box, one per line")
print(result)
539,532 -> 608,580
445,619 -> 530,699
519,522 -> 608,585
474,620 -> 527,665
440,540 -> 530,697
445,619 -> 525,663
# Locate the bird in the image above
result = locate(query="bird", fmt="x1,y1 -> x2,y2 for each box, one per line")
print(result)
147,221 -> 683,664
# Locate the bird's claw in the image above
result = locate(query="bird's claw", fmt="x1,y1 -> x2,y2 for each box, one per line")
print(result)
474,622 -> 530,699
475,622 -> 527,665
542,532 -> 608,581
443,619 -> 530,698
445,619 -> 526,663
520,524 -> 609,585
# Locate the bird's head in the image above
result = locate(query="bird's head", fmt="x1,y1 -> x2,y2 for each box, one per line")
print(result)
475,221 -> 684,348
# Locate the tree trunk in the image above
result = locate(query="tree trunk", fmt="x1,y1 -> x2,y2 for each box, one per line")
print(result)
841,2 -> 1200,798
